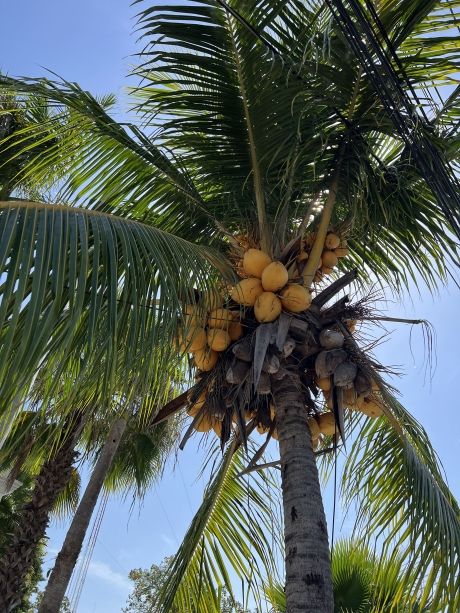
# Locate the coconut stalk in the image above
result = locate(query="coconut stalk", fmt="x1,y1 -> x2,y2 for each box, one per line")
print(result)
302,172 -> 340,288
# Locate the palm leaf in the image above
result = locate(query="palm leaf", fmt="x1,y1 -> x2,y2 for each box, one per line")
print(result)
342,395 -> 460,611
0,200 -> 227,432
157,441 -> 282,613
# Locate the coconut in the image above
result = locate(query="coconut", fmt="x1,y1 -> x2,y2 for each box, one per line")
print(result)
316,377 -> 331,391
254,292 -> 282,323
242,248 -> 272,278
356,394 -> 383,417
333,361 -> 358,388
319,329 -> 344,350
179,327 -> 207,353
228,321 -> 243,341
325,232 -> 341,249
261,261 -> 289,292
354,372 -> 372,396
307,417 -> 320,439
317,412 -> 337,436
208,308 -> 235,329
230,278 -> 264,306
207,328 -> 231,352
335,247 -> 349,258
194,348 -> 218,371
184,304 -> 206,328
315,349 -> 347,378
280,284 -> 312,313
321,250 -> 339,268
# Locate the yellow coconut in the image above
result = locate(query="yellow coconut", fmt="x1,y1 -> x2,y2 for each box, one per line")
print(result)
207,328 -> 231,352
183,304 -> 206,328
317,412 -> 337,436
325,232 -> 341,250
280,284 -> 312,313
321,250 -> 339,268
208,308 -> 235,329
230,278 -> 264,306
228,321 -> 243,341
321,266 -> 334,275
316,377 -> 331,392
356,394 -> 383,417
179,327 -> 207,353
194,348 -> 218,371
307,417 -> 320,439
254,292 -> 282,323
242,248 -> 272,278
261,261 -> 289,292
335,247 -> 349,258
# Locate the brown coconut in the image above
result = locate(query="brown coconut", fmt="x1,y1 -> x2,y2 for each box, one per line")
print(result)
242,249 -> 272,278
335,247 -> 349,257
319,329 -> 344,350
208,308 -> 235,329
315,349 -> 347,378
207,328 -> 231,352
333,361 -> 358,389
254,292 -> 282,323
230,278 -> 264,306
325,232 -> 341,249
228,321 -> 243,341
261,261 -> 289,292
317,412 -> 337,436
179,327 -> 207,353
280,284 -> 312,313
321,250 -> 339,268
194,348 -> 218,371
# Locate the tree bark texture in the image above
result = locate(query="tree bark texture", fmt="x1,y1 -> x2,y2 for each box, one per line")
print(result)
0,440 -> 78,612
273,368 -> 334,613
38,417 -> 127,613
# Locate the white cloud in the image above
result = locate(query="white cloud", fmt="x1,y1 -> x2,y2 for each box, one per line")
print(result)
87,560 -> 131,592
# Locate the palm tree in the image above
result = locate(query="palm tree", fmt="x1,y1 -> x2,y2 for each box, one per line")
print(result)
1,1 -> 460,611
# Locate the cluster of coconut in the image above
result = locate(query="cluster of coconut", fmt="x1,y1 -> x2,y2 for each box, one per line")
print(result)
231,248 -> 312,320
178,303 -> 244,373
313,327 -> 384,425
297,231 -> 349,282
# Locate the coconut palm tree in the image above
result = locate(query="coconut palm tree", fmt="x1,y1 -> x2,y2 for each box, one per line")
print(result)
0,1 -> 460,611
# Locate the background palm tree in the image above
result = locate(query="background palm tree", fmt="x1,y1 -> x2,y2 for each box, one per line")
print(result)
0,0 -> 459,611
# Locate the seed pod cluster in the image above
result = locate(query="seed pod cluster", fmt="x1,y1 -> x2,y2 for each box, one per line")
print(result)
297,230 -> 349,282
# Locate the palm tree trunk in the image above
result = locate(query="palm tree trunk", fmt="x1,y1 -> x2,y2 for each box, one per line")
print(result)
0,438 -> 78,612
38,417 -> 127,613
273,368 -> 334,613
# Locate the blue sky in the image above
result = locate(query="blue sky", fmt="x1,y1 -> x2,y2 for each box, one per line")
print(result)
1,2 -> 459,612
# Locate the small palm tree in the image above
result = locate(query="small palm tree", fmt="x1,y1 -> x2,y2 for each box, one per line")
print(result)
1,1 -> 459,611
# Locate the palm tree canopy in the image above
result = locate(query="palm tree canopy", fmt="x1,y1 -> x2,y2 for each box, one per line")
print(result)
0,1 -> 459,611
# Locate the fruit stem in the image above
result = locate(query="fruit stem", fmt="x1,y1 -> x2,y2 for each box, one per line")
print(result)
302,172 -> 339,288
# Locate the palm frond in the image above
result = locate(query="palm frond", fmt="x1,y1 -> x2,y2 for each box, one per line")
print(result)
342,395 -> 460,611
0,200 -> 226,431
156,441 -> 282,613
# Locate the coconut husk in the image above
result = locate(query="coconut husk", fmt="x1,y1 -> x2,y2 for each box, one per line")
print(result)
333,361 -> 357,388
226,359 -> 251,385
315,349 -> 347,378
319,329 -> 345,349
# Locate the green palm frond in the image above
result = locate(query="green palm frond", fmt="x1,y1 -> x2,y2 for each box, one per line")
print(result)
0,200 -> 227,428
52,467 -> 81,520
156,442 -> 282,613
342,395 -> 460,612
